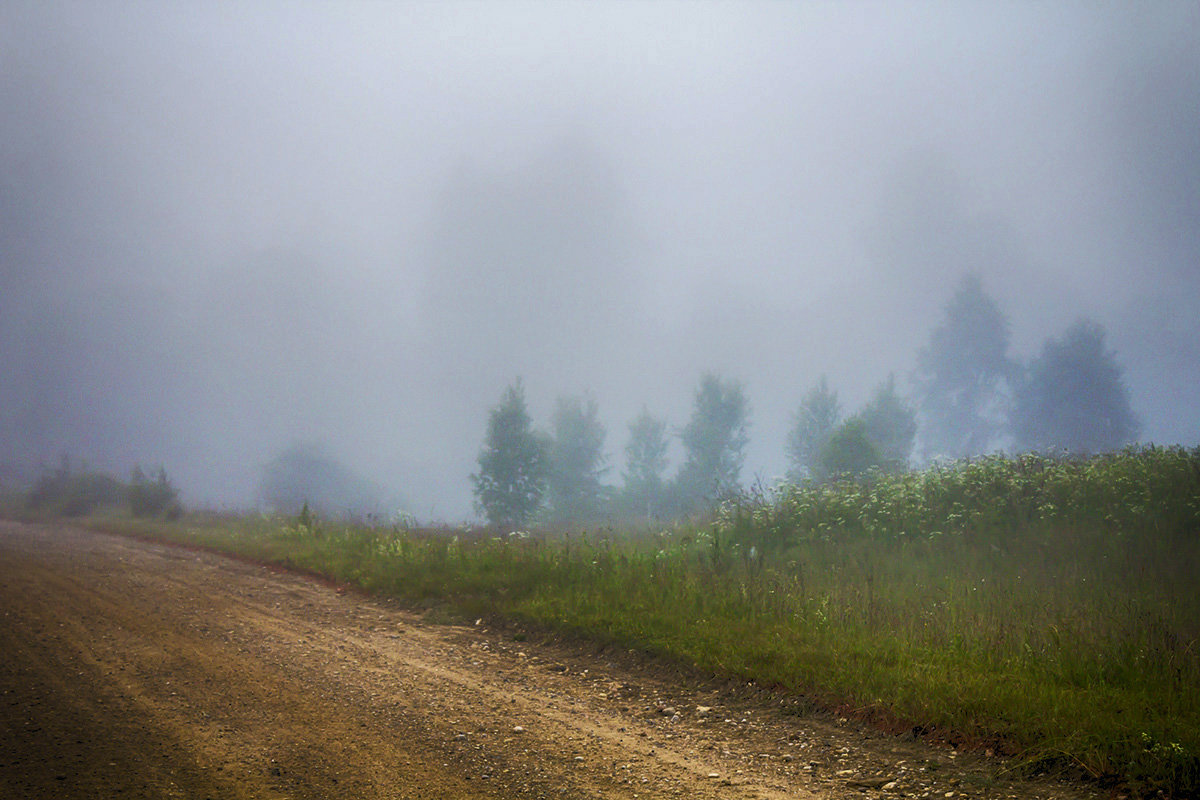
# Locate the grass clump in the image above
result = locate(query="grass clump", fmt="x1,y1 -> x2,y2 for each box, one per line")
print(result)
83,446 -> 1199,797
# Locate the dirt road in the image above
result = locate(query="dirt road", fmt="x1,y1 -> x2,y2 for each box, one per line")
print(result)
0,521 -> 1097,800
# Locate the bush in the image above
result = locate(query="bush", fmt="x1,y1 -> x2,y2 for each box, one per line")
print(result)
727,445 -> 1200,549
129,465 -> 182,518
26,458 -> 128,516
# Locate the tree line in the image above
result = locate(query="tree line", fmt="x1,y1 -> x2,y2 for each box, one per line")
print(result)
472,273 -> 1140,528
470,374 -> 749,528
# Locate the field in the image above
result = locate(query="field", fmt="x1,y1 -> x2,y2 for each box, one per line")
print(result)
85,447 -> 1200,796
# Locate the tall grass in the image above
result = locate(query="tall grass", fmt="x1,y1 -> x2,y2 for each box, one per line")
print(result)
87,446 -> 1200,796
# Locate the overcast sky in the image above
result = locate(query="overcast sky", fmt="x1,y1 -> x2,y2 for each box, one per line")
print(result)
2,2 -> 1197,519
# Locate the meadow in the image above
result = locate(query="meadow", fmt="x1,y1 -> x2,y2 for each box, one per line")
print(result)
83,447 -> 1200,796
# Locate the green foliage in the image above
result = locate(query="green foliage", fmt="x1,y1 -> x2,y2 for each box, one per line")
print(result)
20,458 -> 182,520
858,373 -> 917,469
743,446 -> 1200,546
546,393 -> 609,523
128,464 -> 182,519
914,273 -> 1016,460
709,446 -> 1200,794
807,376 -> 915,481
674,373 -> 749,511
1013,318 -> 1140,454
621,407 -> 670,519
785,375 -> 841,481
471,379 -> 549,528
26,457 -> 127,516
819,417 -> 881,479
297,501 -> 317,532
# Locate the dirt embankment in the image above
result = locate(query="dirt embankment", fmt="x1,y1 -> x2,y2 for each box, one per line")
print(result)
0,521 -> 1098,800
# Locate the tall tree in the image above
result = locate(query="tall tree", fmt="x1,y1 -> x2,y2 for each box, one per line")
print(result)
674,374 -> 749,509
621,408 -> 670,519
913,273 -> 1016,461
1012,318 -> 1140,454
471,379 -> 548,528
859,374 -> 917,470
786,376 -> 841,481
546,393 -> 608,522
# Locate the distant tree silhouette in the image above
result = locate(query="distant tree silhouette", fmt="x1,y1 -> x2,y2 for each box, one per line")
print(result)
546,393 -> 608,523
259,442 -> 384,520
913,274 -> 1016,460
786,376 -> 841,481
674,374 -> 749,510
859,374 -> 917,470
815,376 -> 915,480
129,464 -> 180,518
471,379 -> 548,528
819,418 -> 881,479
621,408 -> 670,518
1012,318 -> 1139,454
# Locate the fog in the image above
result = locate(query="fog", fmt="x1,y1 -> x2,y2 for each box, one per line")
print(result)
3,2 -> 1197,519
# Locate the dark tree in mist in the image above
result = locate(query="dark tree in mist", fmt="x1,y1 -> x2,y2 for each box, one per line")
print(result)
859,374 -> 917,470
128,464 -> 180,518
815,377 -> 915,479
785,376 -> 841,481
1012,319 -> 1140,455
259,442 -> 384,520
674,374 -> 749,510
471,379 -> 548,528
621,408 -> 670,518
913,274 -> 1016,461
546,393 -> 608,522
819,417 -> 881,479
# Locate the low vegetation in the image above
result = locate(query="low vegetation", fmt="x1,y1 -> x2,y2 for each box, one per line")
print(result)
71,447 -> 1200,797
23,458 -> 180,519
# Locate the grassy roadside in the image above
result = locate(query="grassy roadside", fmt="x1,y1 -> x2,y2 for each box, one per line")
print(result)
77,447 -> 1199,797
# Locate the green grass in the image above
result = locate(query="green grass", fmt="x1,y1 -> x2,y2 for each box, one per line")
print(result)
80,446 -> 1200,797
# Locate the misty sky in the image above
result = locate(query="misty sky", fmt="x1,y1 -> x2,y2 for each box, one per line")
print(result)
3,2 -> 1198,519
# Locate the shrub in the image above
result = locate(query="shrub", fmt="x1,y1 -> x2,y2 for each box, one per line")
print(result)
26,458 -> 128,516
129,465 -> 182,518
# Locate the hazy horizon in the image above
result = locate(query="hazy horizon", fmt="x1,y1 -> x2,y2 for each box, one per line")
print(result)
3,2 -> 1197,520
